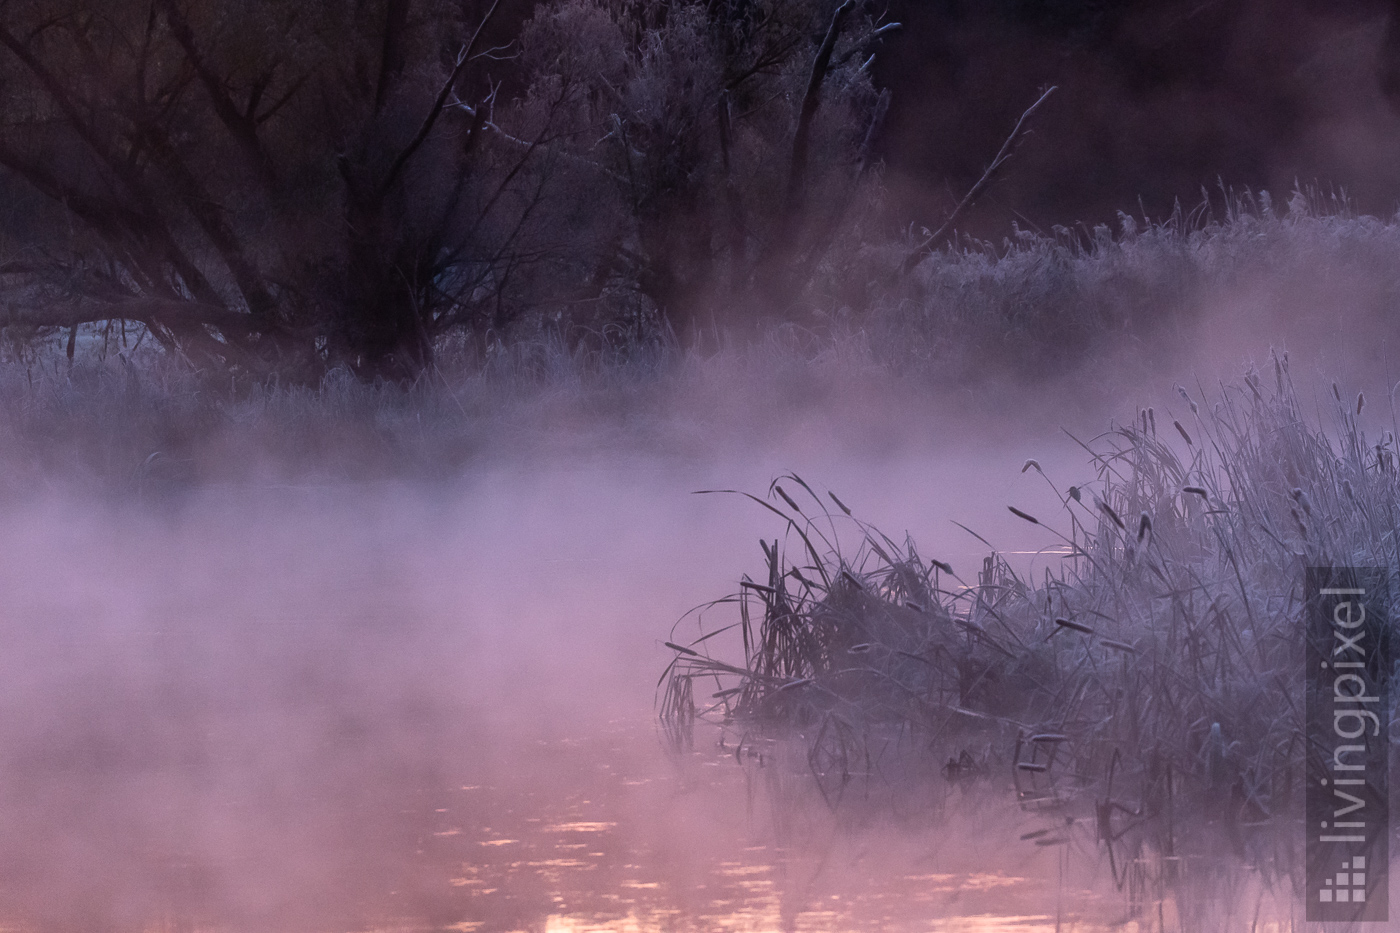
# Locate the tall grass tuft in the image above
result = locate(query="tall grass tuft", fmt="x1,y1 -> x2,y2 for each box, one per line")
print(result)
662,353 -> 1397,897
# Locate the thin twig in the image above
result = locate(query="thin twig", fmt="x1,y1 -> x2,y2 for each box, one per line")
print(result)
900,85 -> 1057,275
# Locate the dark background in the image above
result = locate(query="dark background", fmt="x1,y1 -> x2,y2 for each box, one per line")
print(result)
5,0 -> 1397,375
865,0 -> 1400,232
470,0 -> 1400,232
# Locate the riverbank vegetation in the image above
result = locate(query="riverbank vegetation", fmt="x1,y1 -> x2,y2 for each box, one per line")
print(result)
7,191 -> 1400,490
3,1 -> 1399,390
662,354 -> 1395,897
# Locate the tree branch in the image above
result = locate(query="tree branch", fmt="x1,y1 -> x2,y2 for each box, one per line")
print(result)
0,138 -> 223,311
0,20 -> 228,309
2,295 -> 265,371
378,0 -> 503,197
785,0 -> 854,210
158,0 -> 279,187
137,120 -> 282,328
900,85 -> 1057,276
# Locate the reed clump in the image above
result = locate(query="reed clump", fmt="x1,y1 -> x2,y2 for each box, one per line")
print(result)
662,354 -> 1396,886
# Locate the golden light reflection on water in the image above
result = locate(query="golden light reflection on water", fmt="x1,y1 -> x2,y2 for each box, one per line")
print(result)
0,466 -> 1311,933
112,713 -> 1301,933
11,700 -> 1299,933
424,721 -> 1168,933
419,717 -> 1315,933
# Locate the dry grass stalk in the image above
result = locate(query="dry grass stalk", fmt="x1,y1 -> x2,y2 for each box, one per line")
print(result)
663,355 -> 1391,898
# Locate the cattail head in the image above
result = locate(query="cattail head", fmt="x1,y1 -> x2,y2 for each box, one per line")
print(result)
1009,505 -> 1039,524
775,485 -> 801,513
1054,617 -> 1094,634
1097,498 -> 1125,531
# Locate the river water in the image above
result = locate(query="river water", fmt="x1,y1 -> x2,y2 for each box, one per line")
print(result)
0,406 -> 1309,932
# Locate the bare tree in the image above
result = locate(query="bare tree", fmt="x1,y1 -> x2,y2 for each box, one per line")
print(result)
0,0 -> 563,378
517,0 -> 899,335
0,0 -> 902,374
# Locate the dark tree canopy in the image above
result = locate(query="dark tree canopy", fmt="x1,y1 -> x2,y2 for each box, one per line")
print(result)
0,0 -> 895,378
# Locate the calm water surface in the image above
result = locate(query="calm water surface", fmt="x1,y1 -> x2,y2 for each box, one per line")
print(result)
0,446 -> 1304,932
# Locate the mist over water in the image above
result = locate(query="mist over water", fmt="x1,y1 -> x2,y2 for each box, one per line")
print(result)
0,378 -> 1082,930
0,293 -> 1396,931
3,0 -> 1400,924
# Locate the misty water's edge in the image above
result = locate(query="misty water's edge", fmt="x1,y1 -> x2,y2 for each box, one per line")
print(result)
0,371 -> 1365,931
3,258 -> 1400,929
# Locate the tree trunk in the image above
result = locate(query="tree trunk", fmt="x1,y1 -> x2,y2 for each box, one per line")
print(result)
340,197 -> 432,380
